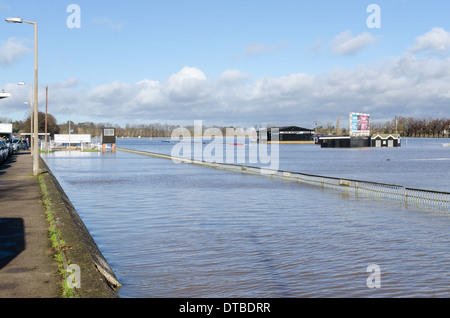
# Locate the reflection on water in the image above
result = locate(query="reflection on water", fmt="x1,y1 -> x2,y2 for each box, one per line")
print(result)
42,138 -> 450,297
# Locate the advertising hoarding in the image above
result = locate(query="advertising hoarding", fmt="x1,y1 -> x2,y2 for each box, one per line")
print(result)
349,113 -> 370,136
0,123 -> 13,133
54,134 -> 91,144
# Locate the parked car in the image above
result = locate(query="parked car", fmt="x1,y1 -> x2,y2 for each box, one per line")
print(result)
0,135 -> 13,156
0,140 -> 8,164
12,138 -> 28,152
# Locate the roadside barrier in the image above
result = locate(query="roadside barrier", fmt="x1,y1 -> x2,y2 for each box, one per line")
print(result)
117,147 -> 450,212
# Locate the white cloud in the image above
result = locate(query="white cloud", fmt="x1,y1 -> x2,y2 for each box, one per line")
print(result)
68,57 -> 449,125
134,79 -> 163,106
53,77 -> 79,89
409,27 -> 450,52
306,37 -> 325,57
219,69 -> 250,84
0,37 -> 30,68
240,41 -> 291,58
165,66 -> 209,103
91,17 -> 123,30
331,30 -> 379,56
4,48 -> 450,128
245,43 -> 273,56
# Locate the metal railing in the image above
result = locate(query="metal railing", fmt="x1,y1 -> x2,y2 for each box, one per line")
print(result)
117,147 -> 450,212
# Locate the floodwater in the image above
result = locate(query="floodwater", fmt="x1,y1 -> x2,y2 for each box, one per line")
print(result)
41,138 -> 450,297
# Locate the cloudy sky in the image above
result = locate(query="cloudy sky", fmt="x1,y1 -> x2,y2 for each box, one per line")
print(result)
1,0 -> 450,129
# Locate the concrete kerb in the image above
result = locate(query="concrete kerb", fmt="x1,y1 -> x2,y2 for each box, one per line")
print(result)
39,157 -> 121,298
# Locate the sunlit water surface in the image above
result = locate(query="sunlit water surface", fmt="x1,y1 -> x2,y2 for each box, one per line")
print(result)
42,138 -> 450,297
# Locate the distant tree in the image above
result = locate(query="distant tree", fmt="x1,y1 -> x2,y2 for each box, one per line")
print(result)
372,116 -> 450,137
0,117 -> 12,123
12,120 -> 25,134
21,112 -> 60,136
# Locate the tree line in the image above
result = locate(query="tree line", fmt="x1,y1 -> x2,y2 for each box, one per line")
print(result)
5,113 -> 179,138
371,116 -> 450,137
4,113 -> 223,138
315,116 -> 450,137
2,114 -> 450,138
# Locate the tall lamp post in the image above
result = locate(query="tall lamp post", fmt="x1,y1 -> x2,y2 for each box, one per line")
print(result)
6,17 -> 39,176
62,106 -> 71,150
18,82 -> 33,154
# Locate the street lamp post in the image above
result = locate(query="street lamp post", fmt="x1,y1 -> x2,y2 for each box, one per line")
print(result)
6,17 -> 39,176
69,116 -> 71,150
45,85 -> 48,151
62,106 -> 71,150
18,82 -> 33,154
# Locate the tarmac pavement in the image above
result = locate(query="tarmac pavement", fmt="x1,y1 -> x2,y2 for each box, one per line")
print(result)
0,151 -> 60,297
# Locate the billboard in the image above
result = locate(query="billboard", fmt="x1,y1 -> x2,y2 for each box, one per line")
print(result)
54,134 -> 91,144
349,112 -> 370,136
0,123 -> 13,133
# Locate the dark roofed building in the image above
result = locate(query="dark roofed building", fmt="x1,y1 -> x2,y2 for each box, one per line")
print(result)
258,126 -> 314,143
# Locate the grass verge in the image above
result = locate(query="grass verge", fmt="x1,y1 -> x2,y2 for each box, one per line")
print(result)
38,173 -> 79,298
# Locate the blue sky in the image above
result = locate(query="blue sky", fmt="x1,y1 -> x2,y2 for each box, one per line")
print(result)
1,0 -> 450,129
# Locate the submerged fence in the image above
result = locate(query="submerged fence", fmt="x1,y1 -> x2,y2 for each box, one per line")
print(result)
117,147 -> 450,212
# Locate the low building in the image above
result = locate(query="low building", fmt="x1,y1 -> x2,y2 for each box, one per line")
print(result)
317,136 -> 371,148
20,132 -> 51,142
316,134 -> 401,148
371,134 -> 401,147
258,126 -> 314,143
53,134 -> 91,149
0,92 -> 11,99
